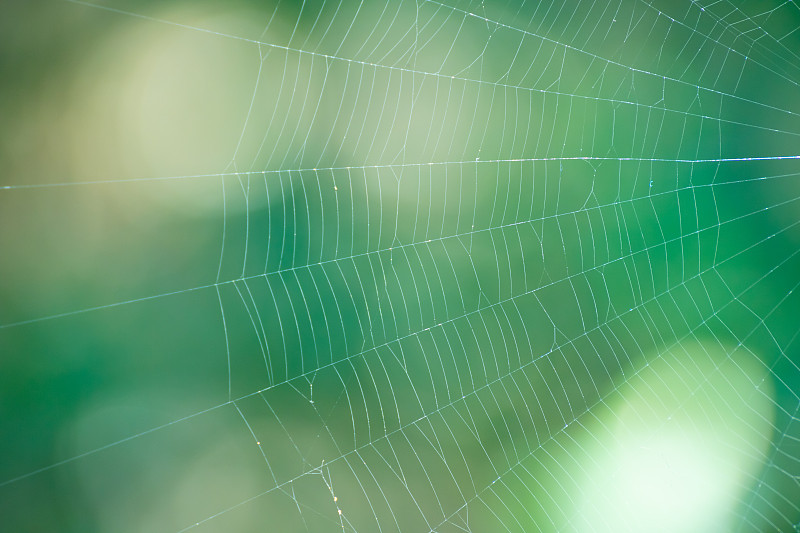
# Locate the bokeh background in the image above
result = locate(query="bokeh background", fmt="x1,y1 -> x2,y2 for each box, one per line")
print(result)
2,0 -> 800,531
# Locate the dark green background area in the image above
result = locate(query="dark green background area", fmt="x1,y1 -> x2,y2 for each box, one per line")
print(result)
2,0 -> 800,531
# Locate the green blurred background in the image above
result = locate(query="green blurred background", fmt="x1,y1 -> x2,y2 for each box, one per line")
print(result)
1,0 -> 800,531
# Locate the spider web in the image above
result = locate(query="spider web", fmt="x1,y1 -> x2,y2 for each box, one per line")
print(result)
1,0 -> 800,531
